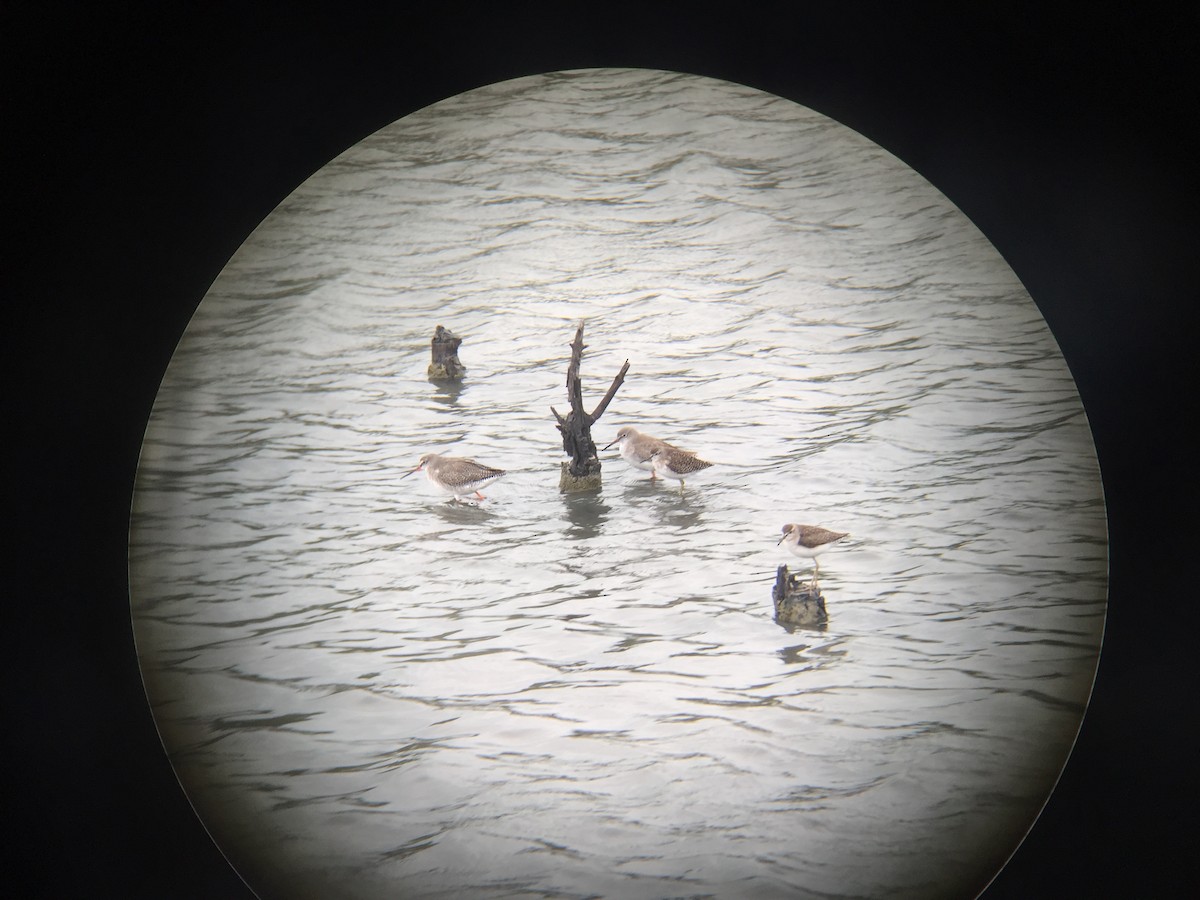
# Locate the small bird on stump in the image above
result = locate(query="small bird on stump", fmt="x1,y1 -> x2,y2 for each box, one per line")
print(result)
777,523 -> 850,592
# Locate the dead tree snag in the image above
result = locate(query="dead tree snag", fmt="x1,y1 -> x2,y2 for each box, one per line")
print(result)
551,321 -> 630,492
427,325 -> 465,381
772,565 -> 828,629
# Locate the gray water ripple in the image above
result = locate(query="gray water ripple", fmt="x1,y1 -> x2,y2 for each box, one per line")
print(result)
131,69 -> 1104,900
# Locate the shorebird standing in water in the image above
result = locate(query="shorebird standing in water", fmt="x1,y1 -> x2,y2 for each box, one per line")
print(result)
778,523 -> 849,591
648,446 -> 713,494
603,426 -> 671,480
402,452 -> 506,502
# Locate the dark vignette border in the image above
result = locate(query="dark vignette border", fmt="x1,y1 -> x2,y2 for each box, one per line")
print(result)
8,7 -> 1197,898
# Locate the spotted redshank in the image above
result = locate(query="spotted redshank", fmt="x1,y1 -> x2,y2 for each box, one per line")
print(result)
778,523 -> 849,590
648,446 -> 713,494
402,452 -> 506,501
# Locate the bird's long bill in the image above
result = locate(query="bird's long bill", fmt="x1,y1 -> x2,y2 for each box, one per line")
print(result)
399,467 -> 420,479
776,534 -> 787,545
602,438 -> 618,451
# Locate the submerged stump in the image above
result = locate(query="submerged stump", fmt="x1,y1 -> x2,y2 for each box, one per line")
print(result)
552,321 -> 630,493
427,325 -> 466,381
772,564 -> 828,627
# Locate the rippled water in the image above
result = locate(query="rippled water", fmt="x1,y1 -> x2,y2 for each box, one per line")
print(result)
129,69 -> 1106,899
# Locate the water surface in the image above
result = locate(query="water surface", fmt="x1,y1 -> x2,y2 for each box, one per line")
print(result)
130,69 -> 1106,899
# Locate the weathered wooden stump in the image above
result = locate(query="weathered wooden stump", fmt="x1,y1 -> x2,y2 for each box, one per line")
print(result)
772,564 -> 828,627
551,322 -> 630,493
427,325 -> 465,381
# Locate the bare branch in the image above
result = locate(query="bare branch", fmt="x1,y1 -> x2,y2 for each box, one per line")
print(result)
565,322 -> 585,388
588,359 -> 630,424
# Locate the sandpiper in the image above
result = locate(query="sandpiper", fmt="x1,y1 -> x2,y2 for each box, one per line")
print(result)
603,426 -> 672,479
649,446 -> 713,494
777,523 -> 849,591
401,452 -> 506,501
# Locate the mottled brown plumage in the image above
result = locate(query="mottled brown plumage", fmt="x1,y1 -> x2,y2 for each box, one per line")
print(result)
649,446 -> 713,493
402,452 -> 505,501
778,523 -> 850,589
